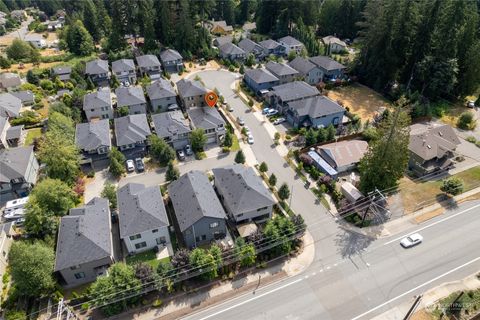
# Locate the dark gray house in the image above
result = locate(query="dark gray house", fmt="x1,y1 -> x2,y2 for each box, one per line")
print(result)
218,42 -> 246,62
1,117 -> 24,148
177,79 -> 208,109
75,119 -> 111,163
267,81 -> 320,113
136,55 -> 162,80
285,96 -> 346,129
265,61 -> 299,84
0,93 -> 22,118
51,65 -> 72,82
83,90 -> 113,121
278,35 -> 304,55
114,114 -> 151,152
213,35 -> 232,47
309,56 -> 346,81
160,49 -> 184,74
54,197 -> 114,288
288,57 -> 323,85
146,79 -> 177,113
243,68 -> 279,95
85,59 -> 110,86
11,91 -> 34,106
259,39 -> 286,57
111,59 -> 137,85
187,107 -> 226,144
238,38 -> 265,60
152,110 -> 191,150
115,86 -> 147,115
168,171 -> 227,249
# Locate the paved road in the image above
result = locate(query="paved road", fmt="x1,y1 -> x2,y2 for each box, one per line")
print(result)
0,16 -> 33,43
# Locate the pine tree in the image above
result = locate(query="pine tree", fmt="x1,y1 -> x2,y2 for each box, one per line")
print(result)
269,173 -> 277,187
166,161 -> 180,182
234,150 -> 246,164
140,0 -> 157,52
83,0 -> 101,42
65,20 -> 94,56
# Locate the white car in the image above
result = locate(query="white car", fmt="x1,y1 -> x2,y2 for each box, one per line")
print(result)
126,159 -> 135,172
237,117 -> 245,126
273,117 -> 286,125
4,208 -> 25,221
400,233 -> 423,248
247,134 -> 254,144
244,126 -> 251,134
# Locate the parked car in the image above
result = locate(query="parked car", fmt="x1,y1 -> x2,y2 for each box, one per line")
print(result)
247,134 -> 254,144
177,150 -> 185,161
467,100 -> 476,108
400,233 -> 423,248
13,218 -> 25,227
4,208 -> 25,221
262,107 -> 273,115
227,104 -> 234,112
135,158 -> 144,172
266,109 -> 278,117
273,117 -> 286,125
126,159 -> 135,172
185,144 -> 193,156
244,126 -> 251,135
237,117 -> 245,126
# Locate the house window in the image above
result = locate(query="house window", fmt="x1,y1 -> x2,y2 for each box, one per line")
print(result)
129,234 -> 141,240
135,242 -> 147,249
237,213 -> 244,218
156,237 -> 166,245
152,229 -> 158,233
201,235 -> 207,240
256,206 -> 268,212
195,236 -> 200,242
74,272 -> 85,279
70,265 -> 80,270
209,222 -> 219,228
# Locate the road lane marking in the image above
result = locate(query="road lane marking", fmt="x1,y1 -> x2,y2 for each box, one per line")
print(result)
351,256 -> 480,320
384,203 -> 480,245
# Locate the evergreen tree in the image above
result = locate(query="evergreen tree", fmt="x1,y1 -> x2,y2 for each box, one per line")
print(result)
278,183 -> 290,201
83,0 -> 101,42
235,150 -> 246,164
65,20 -> 95,56
269,173 -> 277,187
166,161 -> 180,182
223,131 -> 233,148
259,161 -> 268,173
141,0 -> 157,52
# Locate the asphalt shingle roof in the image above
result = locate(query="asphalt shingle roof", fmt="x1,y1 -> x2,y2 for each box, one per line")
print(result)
11,90 -> 34,104
146,79 -> 176,100
83,90 -> 112,110
0,93 -> 22,117
288,96 -> 345,118
160,49 -> 182,63
75,119 -> 111,152
409,124 -> 461,161
152,110 -> 191,139
265,61 -> 299,77
278,35 -> 303,47
0,146 -> 34,183
136,55 -> 161,68
86,59 -> 109,75
309,56 -> 346,71
112,59 -> 135,73
319,140 -> 369,168
322,36 -> 347,47
52,66 -> 72,76
244,68 -> 279,84
114,114 -> 151,146
176,79 -> 208,98
115,86 -> 146,107
259,39 -> 282,50
288,56 -> 317,74
214,36 -> 232,47
6,125 -> 23,140
219,42 -> 245,56
238,38 -> 262,54
270,81 -> 320,102
187,107 -> 225,131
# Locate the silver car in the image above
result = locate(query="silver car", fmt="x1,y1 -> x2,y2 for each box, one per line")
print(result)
400,233 -> 423,248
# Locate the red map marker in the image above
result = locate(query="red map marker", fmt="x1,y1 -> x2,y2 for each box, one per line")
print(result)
205,91 -> 218,107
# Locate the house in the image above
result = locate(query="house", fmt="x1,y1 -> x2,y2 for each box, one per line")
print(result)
285,95 -> 346,129
0,93 -> 22,118
160,49 -> 184,74
309,56 -> 346,81
24,33 -> 46,49
212,164 -> 276,223
0,117 -> 9,149
288,57 -> 323,85
75,119 -> 111,162
259,39 -> 286,57
0,223 -> 14,284
278,36 -> 304,55
54,198 -> 115,288
213,35 -> 232,47
0,146 -> 39,201
242,22 -> 256,34
209,20 -> 233,35
11,90 -> 34,106
111,59 -> 136,85
114,114 -> 151,152
322,36 -> 347,53
10,10 -> 27,21
85,59 -> 110,86
83,90 -> 113,121
51,66 -> 72,82
146,79 -> 177,113
267,81 -> 320,113
152,110 -> 191,150
115,86 -> 147,115
118,183 -> 171,254
47,20 -> 63,31
187,107 -> 226,144
408,123 -> 461,176
218,42 -> 246,62
243,68 -> 279,95
265,61 -> 299,84
1,118 -> 25,148
176,79 -> 209,109
168,171 -> 227,248
317,140 -> 368,173
0,73 -> 21,90
136,55 -> 162,80
238,38 -> 264,60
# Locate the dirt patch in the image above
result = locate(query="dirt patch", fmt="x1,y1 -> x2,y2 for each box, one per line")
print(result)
4,61 -> 60,73
415,207 -> 445,224
411,309 -> 435,320
179,60 -> 221,80
40,48 -> 64,57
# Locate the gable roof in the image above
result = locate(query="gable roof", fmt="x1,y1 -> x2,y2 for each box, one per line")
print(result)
213,36 -> 233,47
152,110 -> 191,139
85,59 -> 109,75
112,59 -> 135,73
210,20 -> 233,32
146,78 -> 176,100
265,61 -> 299,77
115,86 -> 146,107
187,107 -> 225,130
114,114 -> 151,146
136,54 -> 161,68
176,78 -> 208,98
288,96 -> 345,118
318,140 -> 369,169
11,90 -> 34,104
238,38 -> 262,54
309,56 -> 346,71
75,119 -> 111,152
259,39 -> 282,50
212,164 -> 276,214
244,68 -> 279,84
409,123 -> 461,161
322,36 -> 347,47
54,197 -> 113,271
168,171 -> 226,232
160,49 -> 182,63
219,42 -> 245,56
117,183 -> 169,238
0,93 -> 22,117
6,125 -> 23,141
0,146 -> 35,183
25,33 -> 44,41
278,35 -> 303,47
83,90 -> 112,110
288,56 -> 317,74
52,66 -> 71,76
270,81 -> 320,102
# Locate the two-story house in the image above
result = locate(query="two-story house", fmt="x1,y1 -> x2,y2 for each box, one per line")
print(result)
317,140 -> 368,173
111,59 -> 137,85
208,20 -> 233,35
285,95 -> 346,129
243,68 -> 280,95
11,91 -> 34,106
0,73 -> 21,90
187,107 -> 226,144
75,119 -> 111,163
152,110 -> 191,150
114,114 -> 151,152
267,81 -> 320,114
83,90 -> 113,121
115,86 -> 147,115
146,79 -> 178,113
176,79 -> 209,109
136,55 -> 162,80
288,57 -> 323,85
54,197 -> 115,288
168,171 -> 227,249
218,42 -> 246,62
85,59 -> 110,87
118,183 -> 171,254
265,61 -> 299,84
238,38 -> 265,60
51,66 -> 72,82
322,36 -> 347,54
25,33 -> 46,48
278,35 -> 304,55
160,49 -> 184,74
0,222 -> 14,283
309,56 -> 346,81
259,39 -> 286,57
0,93 -> 22,118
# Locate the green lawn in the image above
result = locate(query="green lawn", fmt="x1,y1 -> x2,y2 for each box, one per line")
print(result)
24,128 -> 42,145
230,135 -> 240,151
125,249 -> 170,270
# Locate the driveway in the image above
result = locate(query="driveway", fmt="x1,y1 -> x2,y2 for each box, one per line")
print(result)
0,16 -> 33,46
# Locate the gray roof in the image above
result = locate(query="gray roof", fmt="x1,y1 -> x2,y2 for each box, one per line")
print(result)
219,42 -> 245,56
146,79 -> 176,100
238,38 -> 262,54
212,164 -> 276,214
52,65 -> 71,76
117,183 -> 169,238
115,86 -> 146,107
25,33 -> 43,41
11,90 -> 34,104
0,93 -> 22,117
259,39 -> 282,50
214,36 -> 232,47
85,59 -> 109,75
0,146 -> 35,183
114,114 -> 151,146
244,68 -> 279,84
265,61 -> 299,77
288,56 -> 317,74
168,171 -> 226,232
278,35 -> 303,47
6,125 -> 23,140
409,123 -> 461,161
160,49 -> 182,63
322,36 -> 347,47
187,107 -> 225,131
136,55 -> 161,68
270,81 -> 320,102
83,90 -> 111,110
288,96 -> 345,118
152,110 -> 191,139
75,119 -> 111,152
0,116 -> 7,134
54,197 -> 113,271
112,59 -> 135,73
309,56 -> 346,71
176,79 -> 208,98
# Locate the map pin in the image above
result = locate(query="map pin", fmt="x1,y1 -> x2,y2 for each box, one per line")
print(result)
205,91 -> 218,108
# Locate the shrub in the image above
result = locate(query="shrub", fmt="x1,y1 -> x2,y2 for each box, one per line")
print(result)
152,299 -> 163,308
440,177 -> 464,196
457,112 -> 475,130
81,303 -> 89,311
466,136 -> 477,143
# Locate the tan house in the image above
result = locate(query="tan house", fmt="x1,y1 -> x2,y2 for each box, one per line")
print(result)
209,20 -> 233,35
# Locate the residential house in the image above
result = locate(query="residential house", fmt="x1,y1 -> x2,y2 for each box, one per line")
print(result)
152,110 -> 191,150
176,78 -> 209,109
54,198 -> 115,288
0,146 -> 39,201
83,90 -> 113,121
75,119 -> 111,163
5,125 -> 24,148
322,36 -> 347,53
0,93 -> 22,118
146,79 -> 177,113
10,10 -> 27,21
0,73 -> 21,90
309,56 -> 346,81
212,164 -> 276,223
51,66 -> 72,82
218,42 -> 246,62
85,59 -> 110,86
160,49 -> 184,74
118,183 -> 171,254
209,20 -> 233,35
114,114 -> 151,152
187,107 -> 226,144
278,36 -> 304,55
115,86 -> 147,115
408,123 -> 461,176
265,61 -> 299,84
243,68 -> 279,95
111,59 -> 137,85
47,20 -> 63,31
242,22 -> 256,34
267,81 -> 320,113
317,140 -> 368,173
288,57 -> 323,85
213,35 -> 232,47
11,90 -> 34,106
24,33 -> 46,48
238,38 -> 264,60
136,55 -> 162,80
285,95 -> 346,129
168,171 -> 227,249
259,39 -> 286,57
0,223 -> 14,283
0,117 -> 9,149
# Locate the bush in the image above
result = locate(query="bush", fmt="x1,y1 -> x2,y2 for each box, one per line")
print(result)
152,299 -> 163,308
457,111 -> 475,130
440,177 -> 464,196
466,136 -> 477,144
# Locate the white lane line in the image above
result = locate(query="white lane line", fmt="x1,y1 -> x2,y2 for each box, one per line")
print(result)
384,203 -> 480,245
195,278 -> 304,320
351,256 -> 480,320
